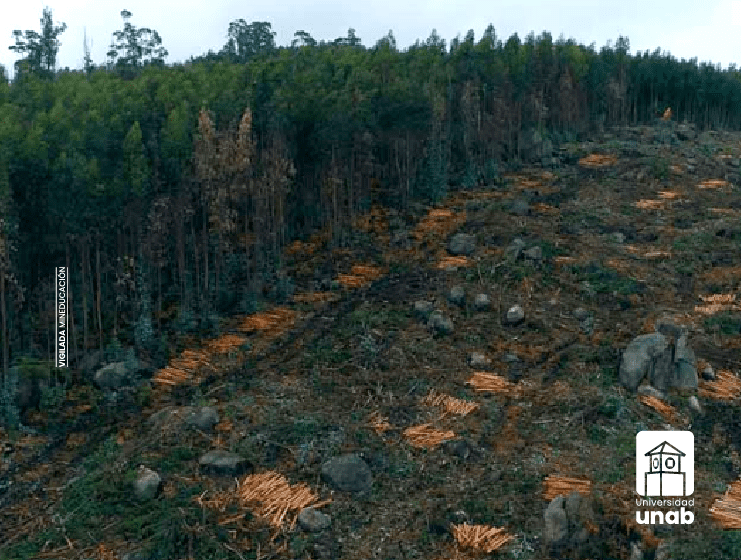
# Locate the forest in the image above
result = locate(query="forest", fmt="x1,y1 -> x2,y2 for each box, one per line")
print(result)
1,7 -> 741,416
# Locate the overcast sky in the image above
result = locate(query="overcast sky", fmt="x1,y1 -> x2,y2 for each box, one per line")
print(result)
2,0 -> 740,80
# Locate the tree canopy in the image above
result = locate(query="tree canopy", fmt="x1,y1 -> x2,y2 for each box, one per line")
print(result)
8,7 -> 67,79
106,9 -> 168,75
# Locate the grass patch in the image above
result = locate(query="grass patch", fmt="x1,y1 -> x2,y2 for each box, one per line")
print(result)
670,529 -> 741,559
568,262 -> 643,296
704,311 -> 741,336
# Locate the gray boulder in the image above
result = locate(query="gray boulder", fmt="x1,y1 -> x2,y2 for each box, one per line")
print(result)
523,245 -> 542,262
448,286 -> 466,307
675,123 -> 696,141
94,361 -> 131,390
76,349 -> 103,374
427,312 -> 454,335
672,333 -> 698,393
564,491 -> 595,545
573,307 -> 590,321
321,454 -> 372,493
413,301 -> 434,321
619,333 -> 669,391
447,233 -> 476,256
619,322 -> 698,393
134,466 -> 161,501
185,406 -> 220,432
543,496 -> 569,546
688,395 -> 702,414
298,507 -> 332,532
473,293 -> 491,311
199,450 -> 252,477
543,492 -> 598,556
637,385 -> 667,400
468,353 -> 491,369
505,238 -> 526,260
505,305 -> 525,325
510,198 -> 530,216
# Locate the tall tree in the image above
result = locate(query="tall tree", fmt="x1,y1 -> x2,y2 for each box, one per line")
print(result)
8,7 -> 67,79
291,30 -> 317,49
223,20 -> 276,62
107,9 -> 168,75
334,28 -> 362,47
123,121 -> 150,198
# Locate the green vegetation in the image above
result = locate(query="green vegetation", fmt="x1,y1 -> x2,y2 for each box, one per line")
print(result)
670,530 -> 741,560
568,263 -> 643,297
704,311 -> 741,336
651,156 -> 670,179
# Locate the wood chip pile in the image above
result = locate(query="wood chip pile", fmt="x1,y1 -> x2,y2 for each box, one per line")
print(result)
638,395 -> 677,422
699,369 -> 741,401
153,348 -> 212,387
403,424 -> 456,448
542,475 -> 592,501
194,470 -> 329,532
578,154 -> 618,168
336,264 -> 385,288
422,389 -> 480,417
451,523 -> 514,553
711,479 -> 741,529
466,372 -> 522,396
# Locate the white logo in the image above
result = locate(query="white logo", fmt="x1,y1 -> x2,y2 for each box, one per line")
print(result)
636,431 -> 694,496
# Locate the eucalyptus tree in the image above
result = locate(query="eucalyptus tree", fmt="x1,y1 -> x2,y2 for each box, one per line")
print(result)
8,7 -> 67,80
106,9 -> 168,77
222,20 -> 277,63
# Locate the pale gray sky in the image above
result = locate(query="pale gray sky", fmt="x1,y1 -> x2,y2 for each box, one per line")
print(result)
2,0 -> 740,80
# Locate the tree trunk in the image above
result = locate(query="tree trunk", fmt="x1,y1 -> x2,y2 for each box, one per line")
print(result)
96,236 -> 103,353
405,131 -> 410,208
192,220 -> 200,317
66,239 -> 76,369
202,201 -> 209,320
157,264 -> 162,338
1,264 -> 7,386
81,239 -> 88,353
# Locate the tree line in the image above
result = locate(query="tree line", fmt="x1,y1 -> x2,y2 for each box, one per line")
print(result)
1,7 -> 741,399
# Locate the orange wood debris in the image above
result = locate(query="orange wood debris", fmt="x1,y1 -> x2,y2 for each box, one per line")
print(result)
711,478 -> 741,528
403,424 -> 456,448
698,179 -> 730,189
436,256 -> 471,269
422,389 -> 480,417
542,475 -> 593,501
238,307 -> 296,334
236,471 -> 329,530
699,369 -> 741,401
366,411 -> 393,434
451,522 -> 514,553
466,372 -> 522,396
578,154 -> 618,168
638,395 -> 677,422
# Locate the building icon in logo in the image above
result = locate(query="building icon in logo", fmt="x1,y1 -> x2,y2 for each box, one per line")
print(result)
644,441 -> 686,496
636,431 -> 694,496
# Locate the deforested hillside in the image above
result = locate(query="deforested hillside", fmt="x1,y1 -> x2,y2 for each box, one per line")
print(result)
2,8 -> 741,560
